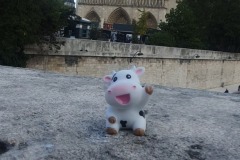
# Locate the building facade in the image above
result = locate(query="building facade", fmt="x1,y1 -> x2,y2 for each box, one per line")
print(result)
76,0 -> 178,29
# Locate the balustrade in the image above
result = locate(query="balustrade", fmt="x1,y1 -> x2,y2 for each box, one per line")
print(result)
78,0 -> 165,8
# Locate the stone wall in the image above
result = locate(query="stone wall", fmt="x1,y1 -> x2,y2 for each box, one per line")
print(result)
26,39 -> 240,89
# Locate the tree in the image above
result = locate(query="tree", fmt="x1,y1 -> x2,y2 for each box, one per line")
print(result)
133,9 -> 149,43
146,31 -> 175,47
205,1 -> 240,52
0,0 -> 74,67
89,28 -> 100,40
185,0 -> 240,52
158,0 -> 205,49
148,0 -> 240,53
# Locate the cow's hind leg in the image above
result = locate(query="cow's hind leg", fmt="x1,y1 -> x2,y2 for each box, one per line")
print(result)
133,128 -> 145,136
133,116 -> 146,136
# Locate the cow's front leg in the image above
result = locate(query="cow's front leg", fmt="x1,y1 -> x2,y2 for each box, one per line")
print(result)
132,115 -> 146,136
106,116 -> 120,135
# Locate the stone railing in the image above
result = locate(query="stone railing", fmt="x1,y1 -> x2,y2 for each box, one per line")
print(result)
78,0 -> 165,8
25,39 -> 240,61
25,38 -> 240,90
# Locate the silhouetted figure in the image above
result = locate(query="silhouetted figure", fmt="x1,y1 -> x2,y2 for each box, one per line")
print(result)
224,89 -> 229,93
238,85 -> 240,91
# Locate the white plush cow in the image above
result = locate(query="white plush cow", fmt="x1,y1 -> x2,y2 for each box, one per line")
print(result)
103,66 -> 153,136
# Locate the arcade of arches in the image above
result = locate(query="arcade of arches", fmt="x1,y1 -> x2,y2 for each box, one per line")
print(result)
77,0 -> 177,29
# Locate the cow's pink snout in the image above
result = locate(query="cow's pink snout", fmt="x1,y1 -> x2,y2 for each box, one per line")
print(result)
107,85 -> 137,94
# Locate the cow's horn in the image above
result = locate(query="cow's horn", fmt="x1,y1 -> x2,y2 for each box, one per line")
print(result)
130,65 -> 136,70
111,70 -> 116,75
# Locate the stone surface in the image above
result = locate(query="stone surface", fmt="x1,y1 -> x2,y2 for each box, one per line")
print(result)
0,65 -> 240,160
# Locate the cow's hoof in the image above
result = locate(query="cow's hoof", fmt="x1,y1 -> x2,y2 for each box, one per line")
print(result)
106,127 -> 118,135
145,86 -> 153,95
133,128 -> 145,136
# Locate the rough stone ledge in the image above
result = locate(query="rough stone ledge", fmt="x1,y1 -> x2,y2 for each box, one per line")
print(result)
0,65 -> 239,160
25,39 -> 240,61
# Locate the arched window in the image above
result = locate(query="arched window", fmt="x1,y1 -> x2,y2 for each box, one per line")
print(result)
146,12 -> 158,29
107,7 -> 131,24
85,10 -> 101,22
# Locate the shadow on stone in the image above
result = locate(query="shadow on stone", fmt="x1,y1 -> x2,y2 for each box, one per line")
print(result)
18,142 -> 28,150
0,140 -> 9,155
186,144 -> 205,160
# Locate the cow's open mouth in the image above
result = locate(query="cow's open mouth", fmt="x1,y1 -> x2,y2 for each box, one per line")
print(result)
115,94 -> 130,105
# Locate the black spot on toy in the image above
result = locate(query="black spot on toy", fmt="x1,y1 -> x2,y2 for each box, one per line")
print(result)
139,110 -> 145,118
120,120 -> 127,127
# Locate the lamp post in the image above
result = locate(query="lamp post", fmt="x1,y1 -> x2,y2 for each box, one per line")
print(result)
129,51 -> 144,63
194,54 -> 200,58
64,0 -> 75,8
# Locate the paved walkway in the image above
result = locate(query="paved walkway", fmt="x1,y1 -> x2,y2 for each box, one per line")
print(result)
0,65 -> 240,160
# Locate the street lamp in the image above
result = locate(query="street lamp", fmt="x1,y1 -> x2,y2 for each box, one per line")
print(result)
129,51 -> 144,63
194,54 -> 200,58
64,0 -> 75,8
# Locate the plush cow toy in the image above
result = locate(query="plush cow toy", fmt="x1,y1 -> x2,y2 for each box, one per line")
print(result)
103,66 -> 153,136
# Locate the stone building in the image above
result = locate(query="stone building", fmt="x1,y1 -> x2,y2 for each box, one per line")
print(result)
76,0 -> 178,29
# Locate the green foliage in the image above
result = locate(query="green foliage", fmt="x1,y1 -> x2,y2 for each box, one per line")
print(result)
133,9 -> 149,43
0,0 -> 73,67
136,9 -> 148,36
146,31 -> 175,47
89,28 -> 100,40
148,0 -> 240,52
158,1 -> 205,49
204,0 -> 240,52
131,19 -> 139,43
184,0 -> 240,52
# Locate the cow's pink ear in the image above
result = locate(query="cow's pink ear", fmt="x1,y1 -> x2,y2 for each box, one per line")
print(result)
135,67 -> 145,76
103,75 -> 112,83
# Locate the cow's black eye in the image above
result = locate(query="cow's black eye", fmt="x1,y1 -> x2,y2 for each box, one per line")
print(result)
113,77 -> 118,82
126,74 -> 131,79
